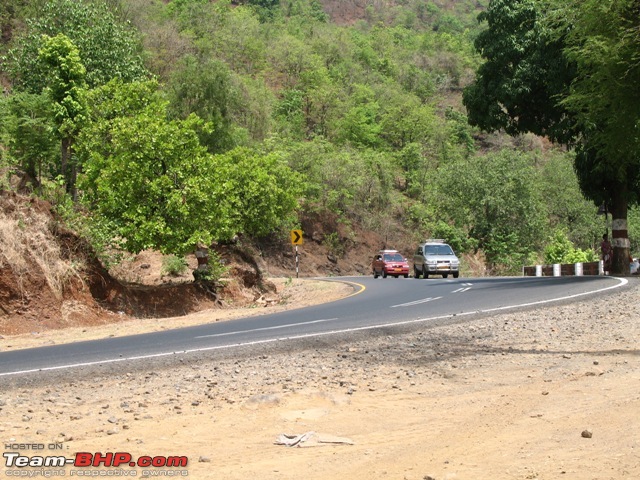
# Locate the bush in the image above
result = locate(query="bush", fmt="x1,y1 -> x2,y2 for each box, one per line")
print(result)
161,255 -> 189,276
544,229 -> 597,265
192,252 -> 228,284
563,247 -> 597,264
323,232 -> 345,258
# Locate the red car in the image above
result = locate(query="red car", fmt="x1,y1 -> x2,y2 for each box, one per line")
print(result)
372,250 -> 410,278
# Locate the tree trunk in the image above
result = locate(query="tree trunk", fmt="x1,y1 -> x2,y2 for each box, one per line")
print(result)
61,136 -> 77,201
610,182 -> 630,275
61,137 -> 71,190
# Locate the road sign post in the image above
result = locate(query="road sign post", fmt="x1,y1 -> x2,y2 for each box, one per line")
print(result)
290,230 -> 303,278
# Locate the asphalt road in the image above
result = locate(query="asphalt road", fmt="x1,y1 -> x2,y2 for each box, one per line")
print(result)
0,275 -> 626,377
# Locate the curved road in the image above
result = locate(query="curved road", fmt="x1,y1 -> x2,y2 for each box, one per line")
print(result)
0,275 -> 627,377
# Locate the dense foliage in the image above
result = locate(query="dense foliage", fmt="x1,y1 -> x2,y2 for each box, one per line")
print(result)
463,0 -> 640,274
2,0 -> 631,275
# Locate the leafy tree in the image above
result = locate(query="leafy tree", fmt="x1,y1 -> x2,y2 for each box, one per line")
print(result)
282,138 -> 393,222
267,34 -> 322,90
5,0 -> 148,93
463,0 -> 575,143
546,0 -> 640,274
174,1 -> 266,76
211,148 -> 304,238
0,92 -> 58,188
539,151 -> 601,249
282,0 -> 328,23
334,84 -> 381,148
274,88 -> 306,139
78,79 -> 220,253
79,79 -> 302,254
39,34 -> 87,197
444,107 -> 475,156
80,114 -> 218,254
436,149 -> 547,272
548,0 -> 640,168
243,0 -> 281,22
378,87 -> 436,150
463,0 -> 640,274
166,55 -> 239,153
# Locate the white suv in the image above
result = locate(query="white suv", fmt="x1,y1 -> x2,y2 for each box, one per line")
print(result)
413,240 -> 460,279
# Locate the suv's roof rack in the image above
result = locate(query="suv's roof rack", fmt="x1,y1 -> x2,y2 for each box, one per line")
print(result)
424,239 -> 445,243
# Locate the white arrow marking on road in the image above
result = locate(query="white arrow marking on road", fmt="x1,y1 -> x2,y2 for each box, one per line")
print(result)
391,297 -> 442,308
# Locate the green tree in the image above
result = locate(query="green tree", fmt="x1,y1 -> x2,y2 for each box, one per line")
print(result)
211,148 -> 304,238
80,112 -> 218,255
544,228 -> 596,265
0,92 -> 58,188
39,33 -> 87,197
334,85 -> 381,148
282,137 -> 393,223
79,80 -> 302,254
540,151 -> 601,249
5,0 -> 148,93
463,0 -> 574,143
463,0 -> 640,274
436,150 -> 547,272
78,79 -> 220,253
378,88 -> 436,150
166,56 -> 239,153
546,0 -> 640,274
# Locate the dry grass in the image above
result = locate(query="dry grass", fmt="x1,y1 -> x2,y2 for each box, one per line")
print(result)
460,251 -> 489,277
0,195 -> 84,299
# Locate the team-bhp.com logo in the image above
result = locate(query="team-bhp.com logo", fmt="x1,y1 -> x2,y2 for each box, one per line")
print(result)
4,451 -> 189,476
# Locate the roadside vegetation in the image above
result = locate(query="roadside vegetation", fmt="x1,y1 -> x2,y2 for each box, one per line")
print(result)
1,0 -> 638,278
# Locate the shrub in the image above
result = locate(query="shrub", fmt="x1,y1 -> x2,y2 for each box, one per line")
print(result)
323,232 -> 345,258
544,229 -> 597,265
192,252 -> 228,284
161,255 -> 189,276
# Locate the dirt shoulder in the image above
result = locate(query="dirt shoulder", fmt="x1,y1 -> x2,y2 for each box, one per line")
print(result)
1,278 -> 639,480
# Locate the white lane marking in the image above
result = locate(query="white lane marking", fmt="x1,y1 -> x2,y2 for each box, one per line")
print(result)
452,287 -> 472,293
452,282 -> 473,293
194,318 -> 339,339
0,277 -> 627,377
391,297 -> 442,308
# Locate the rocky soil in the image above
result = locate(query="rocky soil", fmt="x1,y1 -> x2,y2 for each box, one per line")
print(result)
1,277 -> 638,480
